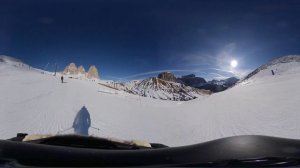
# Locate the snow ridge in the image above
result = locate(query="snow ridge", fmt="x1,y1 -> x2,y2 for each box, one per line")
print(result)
241,55 -> 300,82
0,55 -> 26,66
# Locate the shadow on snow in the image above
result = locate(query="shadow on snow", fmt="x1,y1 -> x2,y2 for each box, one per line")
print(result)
72,106 -> 91,136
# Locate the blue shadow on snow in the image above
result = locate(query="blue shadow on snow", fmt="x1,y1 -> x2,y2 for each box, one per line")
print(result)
72,106 -> 91,136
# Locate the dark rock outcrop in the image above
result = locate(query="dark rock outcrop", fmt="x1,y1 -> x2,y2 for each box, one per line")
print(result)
157,72 -> 176,82
197,77 -> 239,93
176,73 -> 238,93
176,74 -> 207,87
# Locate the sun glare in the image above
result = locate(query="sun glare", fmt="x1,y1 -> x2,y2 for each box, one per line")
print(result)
230,60 -> 238,68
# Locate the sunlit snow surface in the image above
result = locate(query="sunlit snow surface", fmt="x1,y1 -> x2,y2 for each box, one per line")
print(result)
1,56 -> 300,146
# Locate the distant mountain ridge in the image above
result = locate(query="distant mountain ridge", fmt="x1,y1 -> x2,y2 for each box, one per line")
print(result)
176,73 -> 239,93
177,74 -> 207,88
120,71 -> 239,100
197,77 -> 239,93
123,76 -> 211,101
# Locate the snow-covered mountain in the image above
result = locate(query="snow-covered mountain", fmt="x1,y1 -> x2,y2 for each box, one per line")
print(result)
195,77 -> 239,93
241,55 -> 300,82
124,77 -> 211,101
176,74 -> 239,93
157,72 -> 177,82
209,77 -> 239,86
1,55 -> 300,147
0,55 -> 29,67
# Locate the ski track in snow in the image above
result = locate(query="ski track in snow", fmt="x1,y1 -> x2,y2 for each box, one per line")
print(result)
1,60 -> 300,146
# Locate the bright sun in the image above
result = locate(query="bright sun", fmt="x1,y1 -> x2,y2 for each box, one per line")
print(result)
230,60 -> 238,68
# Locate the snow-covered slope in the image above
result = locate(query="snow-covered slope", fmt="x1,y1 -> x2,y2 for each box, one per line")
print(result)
0,55 -> 29,67
241,55 -> 300,82
124,77 -> 210,101
1,55 -> 300,147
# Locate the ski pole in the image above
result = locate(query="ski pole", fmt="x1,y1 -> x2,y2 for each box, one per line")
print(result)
57,127 -> 73,134
90,126 -> 100,131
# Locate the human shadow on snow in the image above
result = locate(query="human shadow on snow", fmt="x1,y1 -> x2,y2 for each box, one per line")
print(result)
72,106 -> 91,136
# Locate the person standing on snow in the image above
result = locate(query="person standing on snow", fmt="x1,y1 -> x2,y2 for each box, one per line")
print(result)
61,76 -> 64,83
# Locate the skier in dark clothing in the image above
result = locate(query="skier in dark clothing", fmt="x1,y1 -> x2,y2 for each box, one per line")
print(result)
271,70 -> 275,75
61,76 -> 64,83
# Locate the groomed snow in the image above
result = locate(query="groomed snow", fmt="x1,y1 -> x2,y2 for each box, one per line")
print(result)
1,58 -> 300,147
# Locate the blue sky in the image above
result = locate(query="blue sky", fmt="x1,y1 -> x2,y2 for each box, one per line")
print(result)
1,0 -> 300,81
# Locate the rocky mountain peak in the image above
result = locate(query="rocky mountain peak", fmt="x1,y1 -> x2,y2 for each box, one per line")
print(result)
177,74 -> 206,87
63,63 -> 78,74
157,72 -> 176,82
63,63 -> 100,79
87,65 -> 100,79
77,65 -> 86,74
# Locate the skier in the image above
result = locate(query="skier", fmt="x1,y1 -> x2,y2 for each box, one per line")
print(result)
61,76 -> 64,83
271,70 -> 275,75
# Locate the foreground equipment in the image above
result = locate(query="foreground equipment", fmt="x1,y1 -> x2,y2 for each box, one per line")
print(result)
1,134 -> 300,167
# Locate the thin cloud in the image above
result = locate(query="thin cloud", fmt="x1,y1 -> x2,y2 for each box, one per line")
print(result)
106,44 -> 252,81
119,69 -> 200,80
215,42 -> 237,69
109,67 -> 244,81
208,72 -> 230,80
207,68 -> 235,75
180,52 -> 216,67
177,42 -> 244,74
